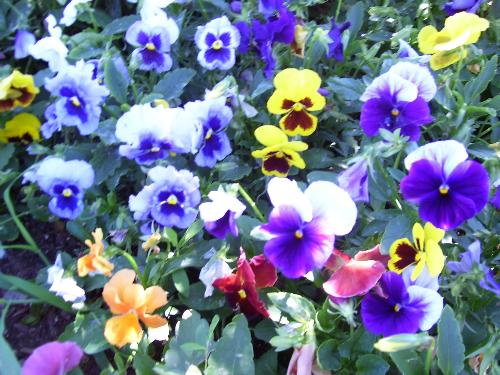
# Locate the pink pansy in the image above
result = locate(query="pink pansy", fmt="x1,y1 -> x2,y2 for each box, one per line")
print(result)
22,341 -> 83,375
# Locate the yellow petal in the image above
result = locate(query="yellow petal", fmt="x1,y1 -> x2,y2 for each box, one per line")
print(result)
306,91 -> 326,111
412,223 -> 425,251
254,125 -> 288,146
429,50 -> 464,70
286,150 -> 306,169
418,25 -> 440,54
411,255 -> 427,281
285,141 -> 308,152
104,313 -> 143,348
423,222 -> 444,243
267,90 -> 293,114
0,113 -> 41,143
279,110 -> 317,136
425,240 -> 445,277
388,238 -> 417,273
443,12 -> 489,44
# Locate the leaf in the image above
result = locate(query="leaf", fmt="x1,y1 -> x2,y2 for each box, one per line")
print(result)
0,144 -> 14,171
217,155 -> 252,181
380,215 -> 413,254
0,305 -> 21,375
178,219 -> 203,248
206,314 -> 254,375
389,350 -> 425,375
172,269 -> 190,297
437,305 -> 465,375
355,354 -> 389,375
255,350 -> 277,375
302,148 -> 335,169
179,282 -> 225,311
102,15 -> 140,35
346,2 -> 365,44
134,352 -> 155,375
90,147 -> 122,185
0,273 -> 72,312
464,55 -> 497,104
327,77 -> 365,101
153,68 -> 196,100
268,292 -> 316,323
104,55 -> 129,104
317,340 -> 342,371
59,312 -> 109,354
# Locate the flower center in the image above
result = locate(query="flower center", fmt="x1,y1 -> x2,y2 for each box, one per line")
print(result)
294,230 -> 303,239
439,184 -> 449,195
292,102 -> 304,111
238,289 -> 247,299
394,304 -> 401,312
150,146 -> 160,153
205,128 -> 213,140
391,108 -> 400,117
145,42 -> 156,51
62,188 -> 73,197
167,195 -> 178,205
212,40 -> 223,50
70,96 -> 81,107
275,151 -> 285,158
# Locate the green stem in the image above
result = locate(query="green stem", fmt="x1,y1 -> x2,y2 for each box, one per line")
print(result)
3,176 -> 49,265
453,47 -> 465,90
237,184 -> 265,222
335,0 -> 343,22
0,298 -> 43,305
119,250 -> 147,286
393,148 -> 403,169
424,339 -> 435,375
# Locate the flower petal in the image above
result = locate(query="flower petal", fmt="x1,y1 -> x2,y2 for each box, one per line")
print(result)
104,313 -> 143,348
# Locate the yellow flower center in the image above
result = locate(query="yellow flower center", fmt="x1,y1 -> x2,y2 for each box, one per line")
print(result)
167,195 -> 178,205
238,289 -> 247,299
71,96 -> 81,107
275,151 -> 285,158
150,146 -> 160,153
294,230 -> 303,239
205,129 -> 213,140
170,151 -> 177,157
292,102 -> 304,111
394,304 -> 401,312
391,109 -> 400,117
62,188 -> 73,197
145,42 -> 156,51
212,40 -> 223,50
439,184 -> 449,195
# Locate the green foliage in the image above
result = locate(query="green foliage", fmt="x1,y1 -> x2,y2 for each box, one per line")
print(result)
437,306 -> 466,375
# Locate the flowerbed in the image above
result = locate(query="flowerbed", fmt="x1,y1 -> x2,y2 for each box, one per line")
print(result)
0,0 -> 498,374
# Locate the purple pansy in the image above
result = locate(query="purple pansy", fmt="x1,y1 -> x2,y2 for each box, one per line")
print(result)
185,98 -> 233,168
24,157 -> 95,220
361,269 -> 443,337
448,241 -> 500,296
443,0 -> 484,15
258,0 -> 283,16
129,165 -> 201,232
338,158 -> 369,203
115,104 -> 201,165
360,61 -> 436,141
199,189 -> 246,239
195,16 -> 241,71
251,178 -> 357,278
14,30 -> 35,59
125,16 -> 179,72
491,179 -> 500,209
401,140 -> 490,230
22,341 -> 83,375
327,20 -> 351,61
42,60 -> 109,138
235,21 -> 251,54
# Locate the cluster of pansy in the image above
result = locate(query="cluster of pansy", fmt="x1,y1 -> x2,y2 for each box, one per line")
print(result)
252,68 -> 326,176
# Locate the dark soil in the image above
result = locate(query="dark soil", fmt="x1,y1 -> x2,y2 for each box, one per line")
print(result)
0,217 -> 99,373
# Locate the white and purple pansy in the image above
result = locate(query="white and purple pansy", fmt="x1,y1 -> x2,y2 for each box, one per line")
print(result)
125,16 -> 179,72
251,177 -> 357,279
195,16 -> 241,70
24,157 -> 95,220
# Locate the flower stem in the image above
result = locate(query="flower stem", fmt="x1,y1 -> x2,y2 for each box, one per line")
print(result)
237,184 -> 266,222
453,47 -> 465,90
424,339 -> 435,374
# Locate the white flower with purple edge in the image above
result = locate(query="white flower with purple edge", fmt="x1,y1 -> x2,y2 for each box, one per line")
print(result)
199,189 -> 245,239
24,157 -> 95,220
125,16 -> 179,72
199,257 -> 232,297
195,16 -> 241,70
115,104 -> 202,165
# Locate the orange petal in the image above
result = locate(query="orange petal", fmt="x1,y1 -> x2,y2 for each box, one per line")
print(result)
104,313 -> 143,348
93,256 -> 114,277
122,283 -> 146,310
102,269 -> 136,314
77,255 -> 94,277
140,313 -> 168,328
144,286 -> 168,313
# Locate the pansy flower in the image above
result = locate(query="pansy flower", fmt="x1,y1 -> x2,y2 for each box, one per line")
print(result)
129,165 -> 201,232
28,15 -> 68,72
125,16 -> 179,72
361,270 -> 443,337
77,228 -> 114,277
418,12 -> 489,70
195,16 -> 241,71
400,140 -> 489,230
443,0 -> 485,16
47,254 -> 86,303
326,20 -> 351,61
337,158 -> 369,203
200,257 -> 232,297
0,71 -> 39,112
184,98 -> 233,167
116,104 -> 201,165
24,157 -> 95,220
14,30 -> 35,59
199,189 -> 246,239
267,68 -> 326,136
103,269 -> 168,347
22,341 -> 83,375
43,60 -> 109,138
251,177 -> 357,278
491,179 -> 500,209
360,61 -> 436,141
252,125 -> 308,177
0,113 -> 40,144
388,222 -> 446,281
213,250 -> 277,319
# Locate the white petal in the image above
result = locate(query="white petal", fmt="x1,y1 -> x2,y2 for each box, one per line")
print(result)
407,286 -> 443,331
199,201 -> 228,222
388,62 -> 437,102
360,71 -> 418,103
402,265 -> 439,291
267,178 -> 312,222
199,258 -> 232,297
148,323 -> 170,342
304,181 -> 357,236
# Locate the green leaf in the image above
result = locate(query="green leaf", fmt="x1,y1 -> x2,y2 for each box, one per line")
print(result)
153,68 -> 196,100
206,314 -> 254,375
0,144 -> 14,171
90,147 -> 122,185
389,350 -> 425,375
179,282 -> 225,311
327,77 -> 365,101
380,215 -> 413,254
163,227 -> 178,247
217,155 -> 252,181
134,352 -> 155,375
302,148 -> 335,169
59,312 -> 109,354
255,350 -> 277,375
317,339 -> 342,371
172,269 -> 190,297
102,15 -> 140,35
268,292 -> 316,323
437,305 -> 465,375
346,2 -> 365,44
355,354 -> 389,375
464,55 -> 497,104
338,326 -> 377,358
0,273 -> 72,312
178,219 -> 203,248
104,55 -> 129,104
0,305 -> 21,375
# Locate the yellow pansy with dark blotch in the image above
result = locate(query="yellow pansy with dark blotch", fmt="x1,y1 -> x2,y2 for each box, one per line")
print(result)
0,71 -> 39,112
0,113 -> 40,144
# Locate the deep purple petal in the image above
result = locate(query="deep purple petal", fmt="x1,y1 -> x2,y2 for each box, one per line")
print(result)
447,160 -> 489,212
204,47 -> 231,63
360,98 -> 393,137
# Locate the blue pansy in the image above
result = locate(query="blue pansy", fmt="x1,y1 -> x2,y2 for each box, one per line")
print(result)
24,157 -> 94,220
327,20 -> 351,61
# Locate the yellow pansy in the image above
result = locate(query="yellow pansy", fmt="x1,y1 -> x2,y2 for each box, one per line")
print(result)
418,12 -> 489,70
251,125 -> 308,177
0,70 -> 39,112
267,68 -> 326,136
0,113 -> 40,144
388,222 -> 446,280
